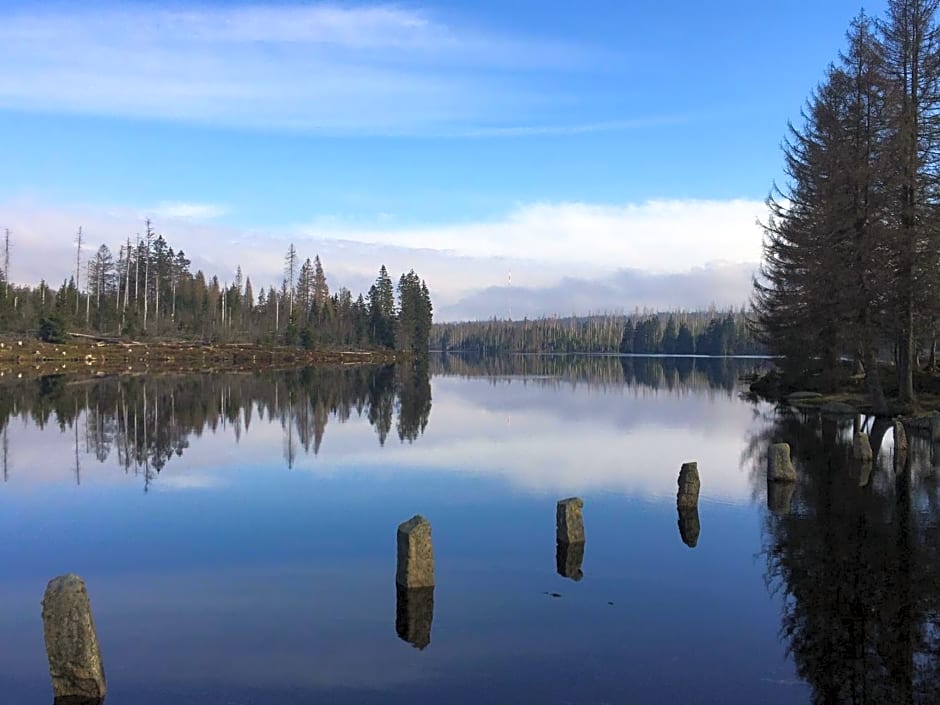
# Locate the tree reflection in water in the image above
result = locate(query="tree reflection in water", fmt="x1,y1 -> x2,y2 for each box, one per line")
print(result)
746,407 -> 940,704
0,364 -> 431,489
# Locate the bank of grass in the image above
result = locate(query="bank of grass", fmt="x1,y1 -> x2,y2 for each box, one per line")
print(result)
0,337 -> 398,380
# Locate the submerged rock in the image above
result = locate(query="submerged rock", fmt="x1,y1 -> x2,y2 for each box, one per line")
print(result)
768,443 -> 797,482
556,497 -> 585,544
676,462 -> 701,509
41,574 -> 106,703
396,515 -> 435,588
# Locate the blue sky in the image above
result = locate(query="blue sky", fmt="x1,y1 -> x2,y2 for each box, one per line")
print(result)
0,0 -> 885,318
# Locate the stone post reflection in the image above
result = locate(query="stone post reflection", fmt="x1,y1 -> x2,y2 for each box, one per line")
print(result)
556,540 -> 585,580
556,497 -> 585,580
676,462 -> 701,547
767,479 -> 795,515
752,408 -> 940,704
395,584 -> 434,650
677,506 -> 701,547
853,431 -> 873,463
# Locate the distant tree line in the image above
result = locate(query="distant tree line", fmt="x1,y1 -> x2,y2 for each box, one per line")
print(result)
753,2 -> 940,411
431,310 -> 762,356
0,222 -> 432,355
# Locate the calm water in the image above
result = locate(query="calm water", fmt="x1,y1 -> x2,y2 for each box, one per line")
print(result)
0,355 -> 937,705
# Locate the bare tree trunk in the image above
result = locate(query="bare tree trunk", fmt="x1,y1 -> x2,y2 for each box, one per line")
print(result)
2,228 -> 9,298
143,227 -> 151,332
74,226 -> 83,315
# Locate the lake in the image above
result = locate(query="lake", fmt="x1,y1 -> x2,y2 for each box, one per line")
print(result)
0,355 -> 937,705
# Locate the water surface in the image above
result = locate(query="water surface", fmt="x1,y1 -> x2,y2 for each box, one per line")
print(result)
0,355 -> 936,704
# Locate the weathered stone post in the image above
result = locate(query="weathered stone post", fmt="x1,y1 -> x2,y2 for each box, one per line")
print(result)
395,584 -> 434,650
41,574 -> 106,703
676,462 -> 700,509
853,432 -> 873,463
556,497 -> 585,544
768,443 -> 797,482
396,515 -> 435,588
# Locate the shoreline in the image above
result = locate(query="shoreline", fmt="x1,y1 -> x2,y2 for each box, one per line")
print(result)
0,339 -> 398,380
748,368 -> 940,420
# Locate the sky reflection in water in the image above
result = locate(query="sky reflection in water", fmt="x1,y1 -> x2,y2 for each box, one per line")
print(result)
1,356 -> 935,704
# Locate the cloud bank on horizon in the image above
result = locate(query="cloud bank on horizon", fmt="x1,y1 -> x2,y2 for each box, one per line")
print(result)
2,197 -> 764,321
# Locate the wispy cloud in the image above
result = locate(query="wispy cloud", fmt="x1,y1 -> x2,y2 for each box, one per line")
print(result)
0,3 -> 614,134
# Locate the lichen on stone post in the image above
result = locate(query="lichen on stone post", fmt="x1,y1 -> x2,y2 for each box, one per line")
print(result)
768,443 -> 797,482
556,497 -> 585,544
396,515 -> 435,588
41,574 -> 106,704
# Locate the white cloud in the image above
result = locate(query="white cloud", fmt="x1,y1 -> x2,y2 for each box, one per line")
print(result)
152,202 -> 229,220
0,196 -> 765,318
0,3 -> 607,133
300,199 -> 765,272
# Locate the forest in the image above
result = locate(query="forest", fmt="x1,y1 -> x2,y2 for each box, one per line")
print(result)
753,0 -> 940,412
0,222 -> 433,356
431,309 -> 762,356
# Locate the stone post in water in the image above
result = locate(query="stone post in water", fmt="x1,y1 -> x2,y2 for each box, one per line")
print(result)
41,574 -> 106,704
395,516 -> 435,649
768,443 -> 797,482
556,498 -> 585,580
556,497 -> 585,544
396,515 -> 435,588
676,462 -> 700,509
676,462 -> 701,547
